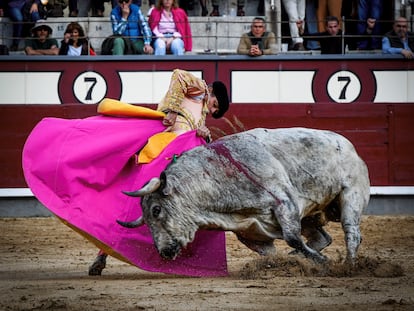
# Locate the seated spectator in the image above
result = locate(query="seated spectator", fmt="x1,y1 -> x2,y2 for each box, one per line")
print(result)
382,17 -> 414,59
24,20 -> 59,55
59,22 -> 95,56
68,0 -> 78,17
111,0 -> 155,15
316,0 -> 342,33
307,16 -> 344,54
104,0 -> 153,55
148,0 -> 192,55
1,0 -> 42,51
237,17 -> 276,56
40,0 -> 68,17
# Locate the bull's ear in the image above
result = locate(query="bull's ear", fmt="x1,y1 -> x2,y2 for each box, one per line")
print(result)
160,172 -> 172,196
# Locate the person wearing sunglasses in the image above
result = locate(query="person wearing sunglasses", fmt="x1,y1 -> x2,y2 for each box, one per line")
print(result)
237,17 -> 276,56
109,0 -> 153,55
382,17 -> 414,59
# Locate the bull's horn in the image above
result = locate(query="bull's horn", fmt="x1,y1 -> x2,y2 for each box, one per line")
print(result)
122,178 -> 161,197
116,217 -> 145,228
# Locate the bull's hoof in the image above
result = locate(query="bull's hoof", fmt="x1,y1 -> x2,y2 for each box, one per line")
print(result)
88,254 -> 107,276
288,249 -> 328,264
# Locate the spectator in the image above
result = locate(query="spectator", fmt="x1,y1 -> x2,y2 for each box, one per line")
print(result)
148,0 -> 192,55
111,0 -> 155,16
307,15 -> 344,54
1,0 -> 42,51
104,0 -> 153,55
199,0 -> 245,17
24,19 -> 59,55
111,0 -> 143,8
59,22 -> 95,55
316,0 -> 342,33
356,0 -> 383,50
382,17 -> 414,60
282,0 -> 306,51
237,17 -> 276,56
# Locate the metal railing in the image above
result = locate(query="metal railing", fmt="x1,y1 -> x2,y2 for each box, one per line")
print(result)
0,16 -> 412,55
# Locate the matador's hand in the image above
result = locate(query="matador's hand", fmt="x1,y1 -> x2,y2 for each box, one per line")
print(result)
163,111 -> 178,126
197,125 -> 212,142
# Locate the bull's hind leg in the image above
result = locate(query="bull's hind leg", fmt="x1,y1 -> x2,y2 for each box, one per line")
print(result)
302,226 -> 332,252
273,204 -> 327,264
301,214 -> 332,252
339,188 -> 367,263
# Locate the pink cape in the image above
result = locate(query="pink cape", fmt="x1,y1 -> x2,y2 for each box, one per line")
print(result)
22,115 -> 227,277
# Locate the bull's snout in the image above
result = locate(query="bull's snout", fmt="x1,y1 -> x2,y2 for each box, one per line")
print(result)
159,240 -> 181,260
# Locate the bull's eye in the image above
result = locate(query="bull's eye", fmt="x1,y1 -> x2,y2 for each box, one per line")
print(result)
152,205 -> 161,218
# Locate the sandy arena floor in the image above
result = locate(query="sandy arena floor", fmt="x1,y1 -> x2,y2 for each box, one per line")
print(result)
0,215 -> 413,311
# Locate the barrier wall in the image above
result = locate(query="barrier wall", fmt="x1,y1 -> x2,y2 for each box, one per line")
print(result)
0,54 -> 413,190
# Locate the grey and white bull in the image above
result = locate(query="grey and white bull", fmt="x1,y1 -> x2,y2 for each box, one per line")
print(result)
118,128 -> 370,264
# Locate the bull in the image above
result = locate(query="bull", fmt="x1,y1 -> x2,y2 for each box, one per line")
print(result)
117,127 -> 370,264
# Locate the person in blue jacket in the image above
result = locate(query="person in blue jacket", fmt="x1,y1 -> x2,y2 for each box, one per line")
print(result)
110,0 -> 153,55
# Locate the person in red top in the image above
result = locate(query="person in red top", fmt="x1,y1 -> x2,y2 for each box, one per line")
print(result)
148,0 -> 192,55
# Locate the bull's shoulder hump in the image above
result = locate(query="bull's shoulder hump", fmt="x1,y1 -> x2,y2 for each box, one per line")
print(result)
243,127 -> 342,141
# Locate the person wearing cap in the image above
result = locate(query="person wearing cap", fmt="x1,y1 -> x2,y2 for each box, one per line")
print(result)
25,20 -> 59,55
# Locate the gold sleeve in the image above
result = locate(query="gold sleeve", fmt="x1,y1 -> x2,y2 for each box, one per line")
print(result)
157,69 -> 207,113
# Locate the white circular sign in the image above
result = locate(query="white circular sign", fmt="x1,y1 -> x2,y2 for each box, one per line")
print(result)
327,70 -> 361,103
73,71 -> 107,104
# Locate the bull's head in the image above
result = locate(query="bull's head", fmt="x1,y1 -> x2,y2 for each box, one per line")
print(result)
117,173 -> 199,260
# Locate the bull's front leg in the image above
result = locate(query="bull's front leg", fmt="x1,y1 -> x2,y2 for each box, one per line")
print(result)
272,203 -> 327,264
339,188 -> 365,263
